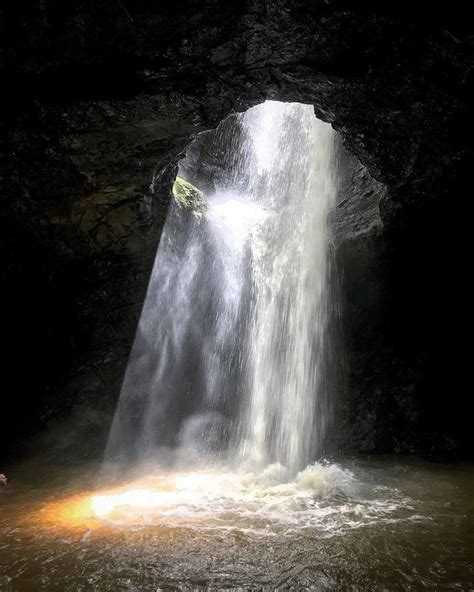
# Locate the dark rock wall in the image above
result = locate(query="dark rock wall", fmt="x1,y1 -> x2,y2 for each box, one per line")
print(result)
1,1 -> 472,460
333,141 -> 469,459
330,144 -> 386,452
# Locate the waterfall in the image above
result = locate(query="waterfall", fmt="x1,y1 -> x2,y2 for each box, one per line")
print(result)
105,101 -> 337,475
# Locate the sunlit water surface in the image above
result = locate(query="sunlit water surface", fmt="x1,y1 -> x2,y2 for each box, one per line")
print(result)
1,457 -> 473,591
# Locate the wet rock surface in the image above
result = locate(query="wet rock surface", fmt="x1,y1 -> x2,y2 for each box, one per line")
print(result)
1,1 -> 471,460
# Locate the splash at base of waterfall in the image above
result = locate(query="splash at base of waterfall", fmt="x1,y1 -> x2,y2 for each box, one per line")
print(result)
35,459 -> 424,540
89,462 -> 360,533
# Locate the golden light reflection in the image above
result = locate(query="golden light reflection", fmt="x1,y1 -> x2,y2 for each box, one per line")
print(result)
38,478 -> 169,529
92,488 -> 175,517
41,471 -> 226,528
89,471 -> 231,519
45,492 -> 103,530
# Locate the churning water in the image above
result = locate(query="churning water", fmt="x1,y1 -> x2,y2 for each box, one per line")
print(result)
106,101 -> 337,475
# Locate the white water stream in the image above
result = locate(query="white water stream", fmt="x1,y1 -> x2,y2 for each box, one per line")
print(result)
106,101 -> 336,475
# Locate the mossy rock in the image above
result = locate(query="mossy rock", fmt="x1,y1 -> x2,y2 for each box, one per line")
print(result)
172,176 -> 206,216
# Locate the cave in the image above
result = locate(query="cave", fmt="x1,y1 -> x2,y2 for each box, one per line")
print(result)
1,2 -> 472,590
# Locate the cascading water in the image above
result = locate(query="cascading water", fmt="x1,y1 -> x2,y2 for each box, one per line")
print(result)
234,102 -> 336,474
105,101 -> 337,476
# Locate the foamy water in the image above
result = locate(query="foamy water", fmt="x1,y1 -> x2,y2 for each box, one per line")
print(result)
88,462 -> 416,537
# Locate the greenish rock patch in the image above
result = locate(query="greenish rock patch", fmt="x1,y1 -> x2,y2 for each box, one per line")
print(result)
172,177 -> 206,216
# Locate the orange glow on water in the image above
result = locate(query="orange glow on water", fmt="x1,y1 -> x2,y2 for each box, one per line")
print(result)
44,492 -> 103,529
40,473 -> 184,528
